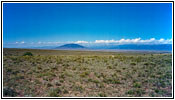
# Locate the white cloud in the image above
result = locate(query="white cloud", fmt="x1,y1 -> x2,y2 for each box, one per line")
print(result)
94,38 -> 172,44
74,41 -> 88,44
12,38 -> 172,46
15,41 -> 25,44
118,38 -> 142,44
95,39 -> 116,43
161,39 -> 172,44
159,38 -> 164,42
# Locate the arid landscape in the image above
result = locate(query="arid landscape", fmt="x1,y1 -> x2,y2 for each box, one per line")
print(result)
3,48 -> 172,97
2,1 -> 173,98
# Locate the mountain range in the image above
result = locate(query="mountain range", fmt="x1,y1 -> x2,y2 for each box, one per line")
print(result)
56,44 -> 172,51
9,43 -> 172,52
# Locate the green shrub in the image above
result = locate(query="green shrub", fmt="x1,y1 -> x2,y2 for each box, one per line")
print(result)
88,79 -> 100,84
127,90 -> 135,95
135,89 -> 145,96
3,87 -> 17,97
127,89 -> 145,96
73,85 -> 84,92
80,72 -> 89,77
63,89 -> 68,94
144,62 -> 149,66
15,74 -> 25,80
130,62 -> 136,66
133,82 -> 141,88
107,66 -> 112,69
59,74 -> 65,79
115,69 -> 121,72
23,52 -> 33,56
155,89 -> 159,93
103,78 -> 120,84
98,93 -> 107,97
48,88 -> 61,97
47,83 -> 53,87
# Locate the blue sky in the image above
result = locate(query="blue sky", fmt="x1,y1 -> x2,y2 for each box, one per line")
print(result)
3,3 -> 172,47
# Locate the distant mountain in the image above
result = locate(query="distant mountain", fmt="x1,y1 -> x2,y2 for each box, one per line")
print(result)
56,44 -> 86,49
109,44 -> 172,51
90,44 -> 172,51
7,43 -> 171,52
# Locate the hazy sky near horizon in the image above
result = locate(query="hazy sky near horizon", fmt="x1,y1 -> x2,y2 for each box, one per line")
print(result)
3,3 -> 172,46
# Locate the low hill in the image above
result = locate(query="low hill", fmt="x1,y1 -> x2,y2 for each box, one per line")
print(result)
56,44 -> 86,49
